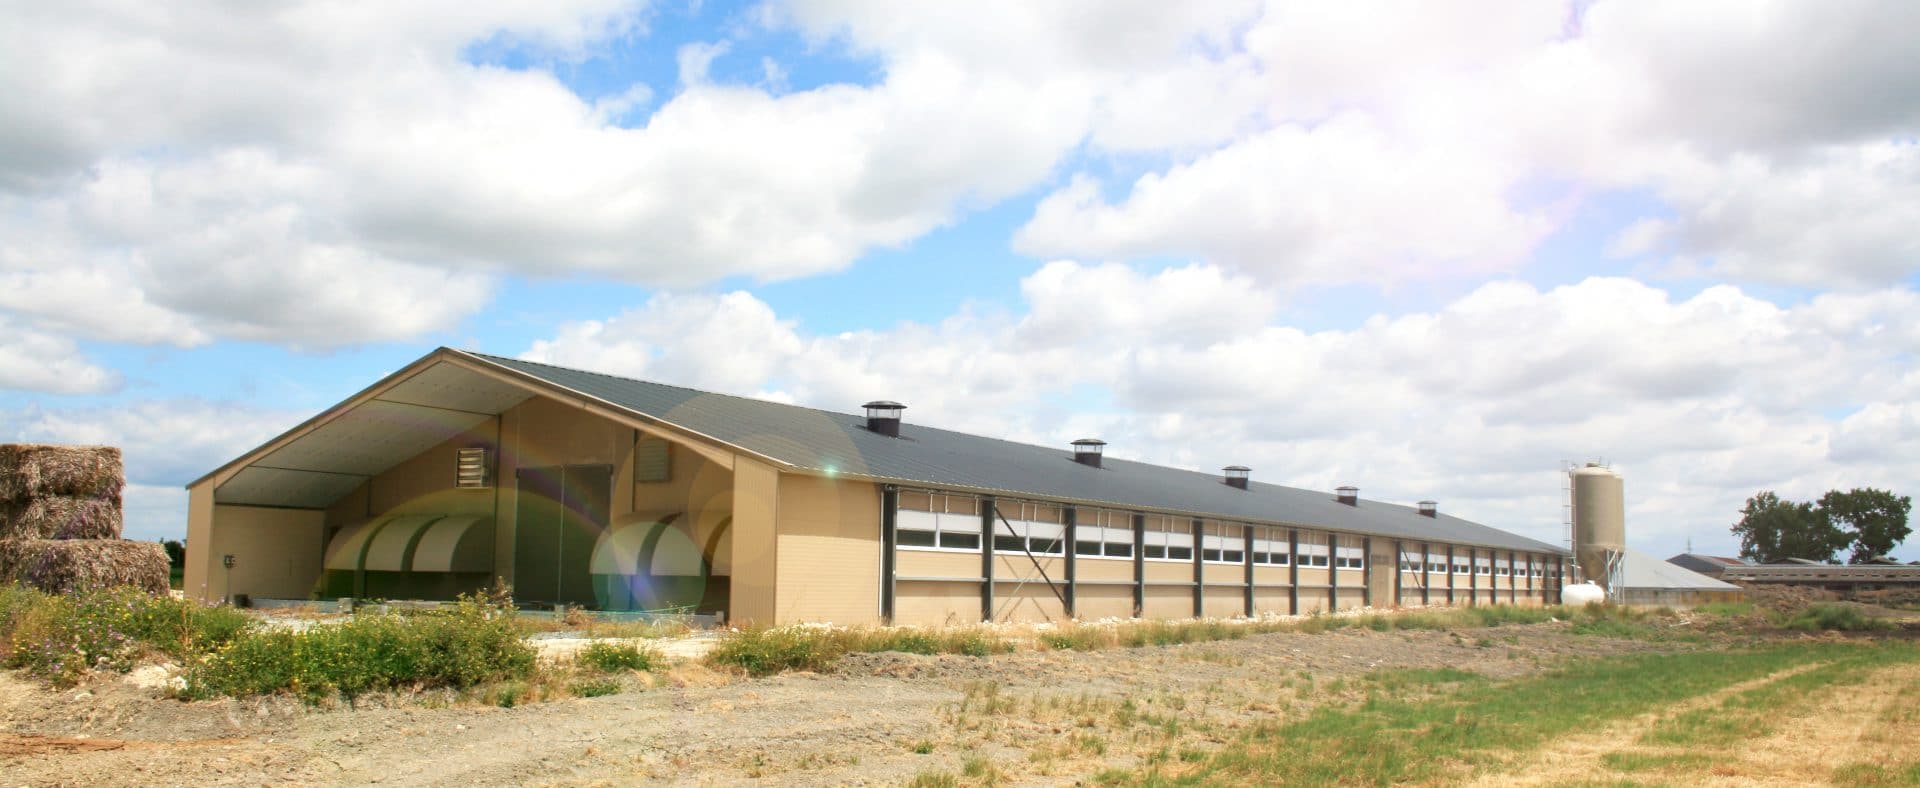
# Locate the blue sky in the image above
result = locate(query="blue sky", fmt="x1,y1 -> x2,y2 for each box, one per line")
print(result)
1,1 -> 1916,562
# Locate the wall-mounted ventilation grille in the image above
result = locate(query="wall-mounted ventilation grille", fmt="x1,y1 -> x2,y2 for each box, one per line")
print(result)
455,447 -> 491,489
634,436 -> 671,482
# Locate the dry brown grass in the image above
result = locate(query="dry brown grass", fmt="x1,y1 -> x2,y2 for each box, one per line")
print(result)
0,539 -> 167,595
0,444 -> 123,501
0,495 -> 123,540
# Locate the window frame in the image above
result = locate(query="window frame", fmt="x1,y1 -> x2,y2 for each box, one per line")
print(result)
991,499 -> 1066,557
1202,521 -> 1248,565
1297,531 -> 1331,568
1073,508 -> 1135,561
1142,516 -> 1195,563
1333,535 -> 1365,570
895,490 -> 985,554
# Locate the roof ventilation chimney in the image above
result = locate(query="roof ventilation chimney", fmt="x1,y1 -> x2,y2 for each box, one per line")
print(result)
1071,438 -> 1106,468
1335,485 -> 1359,506
1417,500 -> 1437,517
1223,465 -> 1251,489
863,401 -> 905,438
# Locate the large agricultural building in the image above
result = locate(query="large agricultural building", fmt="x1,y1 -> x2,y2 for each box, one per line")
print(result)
185,348 -> 1568,625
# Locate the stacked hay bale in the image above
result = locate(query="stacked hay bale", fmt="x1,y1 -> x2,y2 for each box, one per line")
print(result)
0,444 -> 167,595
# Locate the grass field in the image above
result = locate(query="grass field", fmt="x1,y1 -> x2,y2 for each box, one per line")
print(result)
1131,641 -> 1920,785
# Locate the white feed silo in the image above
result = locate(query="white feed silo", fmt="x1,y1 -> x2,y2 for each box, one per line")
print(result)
1569,463 -> 1626,596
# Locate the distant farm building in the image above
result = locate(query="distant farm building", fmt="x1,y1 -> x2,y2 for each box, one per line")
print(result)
1666,553 -> 1751,578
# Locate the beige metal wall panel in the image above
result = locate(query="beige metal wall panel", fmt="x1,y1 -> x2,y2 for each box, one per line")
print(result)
1297,567 -> 1330,587
897,489 -> 934,512
634,444 -> 735,575
729,457 -> 779,625
898,549 -> 983,579
1254,588 -> 1291,615
774,475 -> 881,626
995,554 -> 1066,581
1296,594 -> 1328,614
1252,566 -> 1290,587
1203,593 -> 1243,619
1143,562 -> 1191,583
1332,590 -> 1365,611
1076,558 -> 1133,582
325,483 -> 370,531
1368,544 -> 1395,603
1143,586 -> 1190,619
507,396 -> 630,468
896,580 -> 981,626
208,505 -> 326,601
368,427 -> 497,518
185,482 -> 216,602
1075,585 -> 1133,620
993,588 -> 1067,624
1202,563 -> 1243,585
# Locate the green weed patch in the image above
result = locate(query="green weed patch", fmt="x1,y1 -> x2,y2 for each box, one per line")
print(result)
1781,602 -> 1892,632
1,583 -> 253,685
578,640 -> 660,673
181,594 -> 534,703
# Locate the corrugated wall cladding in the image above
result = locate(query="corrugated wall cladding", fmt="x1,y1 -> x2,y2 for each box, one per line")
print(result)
776,474 -> 881,626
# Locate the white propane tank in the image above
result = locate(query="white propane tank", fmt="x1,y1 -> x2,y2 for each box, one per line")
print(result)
1562,582 -> 1606,607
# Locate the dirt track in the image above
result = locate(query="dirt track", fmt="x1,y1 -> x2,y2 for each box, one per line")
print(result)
0,623 -> 1672,786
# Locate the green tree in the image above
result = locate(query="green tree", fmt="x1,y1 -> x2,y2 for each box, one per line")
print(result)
1731,491 -> 1847,563
1819,488 -> 1912,564
159,538 -> 186,568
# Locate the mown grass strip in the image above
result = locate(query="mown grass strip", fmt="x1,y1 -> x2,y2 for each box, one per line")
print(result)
1639,644 -> 1914,748
1127,642 -> 1913,786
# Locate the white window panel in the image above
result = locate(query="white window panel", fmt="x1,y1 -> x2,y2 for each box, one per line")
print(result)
898,509 -> 939,532
939,511 -> 981,534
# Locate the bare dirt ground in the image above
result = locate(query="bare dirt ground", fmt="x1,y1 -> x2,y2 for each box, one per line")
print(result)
0,623 -> 1672,786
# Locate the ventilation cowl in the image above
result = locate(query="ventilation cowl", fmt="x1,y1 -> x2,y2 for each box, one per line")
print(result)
1071,438 -> 1106,468
1223,466 -> 1250,489
864,401 -> 905,437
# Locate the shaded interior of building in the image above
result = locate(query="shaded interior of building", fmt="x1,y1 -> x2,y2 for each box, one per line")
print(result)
189,360 -> 736,617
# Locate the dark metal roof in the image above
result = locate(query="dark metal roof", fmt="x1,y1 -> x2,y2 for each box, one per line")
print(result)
462,350 -> 1565,554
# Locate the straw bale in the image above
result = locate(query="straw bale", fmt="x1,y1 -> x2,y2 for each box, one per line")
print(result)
0,539 -> 168,596
0,495 -> 123,540
0,444 -> 124,501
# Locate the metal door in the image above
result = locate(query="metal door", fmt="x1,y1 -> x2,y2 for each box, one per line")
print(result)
513,464 -> 612,607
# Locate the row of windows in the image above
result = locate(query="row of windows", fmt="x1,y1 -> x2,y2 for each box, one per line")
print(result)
1401,551 -> 1561,577
897,491 -> 1552,574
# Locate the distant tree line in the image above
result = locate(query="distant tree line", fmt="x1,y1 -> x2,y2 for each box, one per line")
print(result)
1731,488 -> 1910,564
